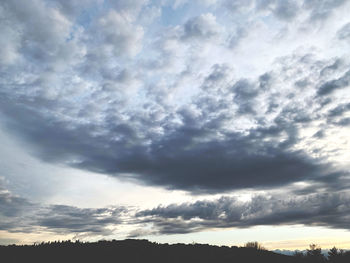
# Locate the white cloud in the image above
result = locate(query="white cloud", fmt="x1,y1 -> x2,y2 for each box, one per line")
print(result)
97,10 -> 144,57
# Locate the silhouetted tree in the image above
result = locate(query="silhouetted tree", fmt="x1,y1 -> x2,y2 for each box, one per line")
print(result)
328,247 -> 348,263
244,241 -> 266,250
328,247 -> 339,262
306,244 -> 325,263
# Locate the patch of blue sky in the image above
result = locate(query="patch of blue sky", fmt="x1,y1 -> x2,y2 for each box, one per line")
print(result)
65,3 -> 106,42
257,11 -> 286,31
75,1 -> 108,29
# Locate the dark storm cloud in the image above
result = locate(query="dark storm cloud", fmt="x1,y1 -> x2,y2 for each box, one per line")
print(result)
122,135 -> 322,192
1,52 -> 348,194
0,82 -> 334,194
0,184 -> 126,234
137,191 -> 350,235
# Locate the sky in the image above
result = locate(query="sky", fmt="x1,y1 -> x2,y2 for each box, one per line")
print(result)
0,0 -> 350,250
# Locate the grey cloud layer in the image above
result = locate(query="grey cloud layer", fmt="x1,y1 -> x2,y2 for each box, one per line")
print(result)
2,180 -> 350,237
0,0 -> 350,195
1,55 -> 348,194
0,184 -> 126,235
137,191 -> 350,235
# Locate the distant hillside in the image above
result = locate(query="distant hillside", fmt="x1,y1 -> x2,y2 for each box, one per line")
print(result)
274,249 -> 345,256
0,239 -> 302,263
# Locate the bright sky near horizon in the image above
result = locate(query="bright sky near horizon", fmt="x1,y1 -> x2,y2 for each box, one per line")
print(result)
0,0 -> 350,250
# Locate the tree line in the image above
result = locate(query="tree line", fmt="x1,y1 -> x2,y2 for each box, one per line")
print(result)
0,239 -> 349,263
292,244 -> 349,263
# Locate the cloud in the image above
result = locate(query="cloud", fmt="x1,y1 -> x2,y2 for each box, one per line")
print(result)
303,0 -> 347,21
0,183 -> 127,235
95,10 -> 144,57
137,191 -> 350,234
317,70 -> 350,96
0,81 -> 332,194
182,13 -> 223,41
228,26 -> 248,49
108,0 -> 148,15
223,0 -> 254,14
74,15 -> 145,80
274,0 -> 299,21
232,79 -> 259,115
337,22 -> 350,40
255,0 -> 300,21
320,59 -> 343,77
0,0 -> 349,197
327,103 -> 350,117
2,175 -> 350,238
335,117 -> 350,127
253,0 -> 349,25
37,205 -> 125,234
53,0 -> 97,18
0,0 -> 73,66
1,50 -> 349,194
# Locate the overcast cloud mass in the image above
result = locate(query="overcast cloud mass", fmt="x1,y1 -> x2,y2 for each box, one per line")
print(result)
0,0 -> 349,245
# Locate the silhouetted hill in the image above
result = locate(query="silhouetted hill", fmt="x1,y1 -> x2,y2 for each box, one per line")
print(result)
0,239 -> 304,263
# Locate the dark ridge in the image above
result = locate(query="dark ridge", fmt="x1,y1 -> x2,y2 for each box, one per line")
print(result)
1,239 -> 305,263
